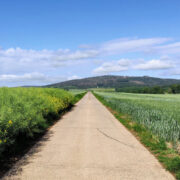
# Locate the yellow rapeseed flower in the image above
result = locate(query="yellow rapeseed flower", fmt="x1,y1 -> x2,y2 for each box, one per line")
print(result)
8,120 -> 13,124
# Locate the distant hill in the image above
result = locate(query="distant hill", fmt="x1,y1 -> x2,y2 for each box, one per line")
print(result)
46,75 -> 180,89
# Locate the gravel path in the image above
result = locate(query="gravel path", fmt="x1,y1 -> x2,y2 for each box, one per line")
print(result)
3,92 -> 174,180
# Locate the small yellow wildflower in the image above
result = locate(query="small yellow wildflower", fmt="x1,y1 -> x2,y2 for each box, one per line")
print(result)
0,140 -> 2,144
4,139 -> 7,143
8,120 -> 13,124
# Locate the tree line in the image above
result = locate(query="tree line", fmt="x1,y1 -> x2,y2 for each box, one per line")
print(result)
115,84 -> 180,94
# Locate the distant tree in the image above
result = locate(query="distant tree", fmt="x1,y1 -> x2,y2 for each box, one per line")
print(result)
115,84 -> 180,94
176,84 -> 180,93
151,86 -> 164,94
170,84 -> 177,94
142,87 -> 150,94
170,84 -> 180,94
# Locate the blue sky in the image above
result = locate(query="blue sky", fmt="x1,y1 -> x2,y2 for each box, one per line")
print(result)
0,0 -> 180,86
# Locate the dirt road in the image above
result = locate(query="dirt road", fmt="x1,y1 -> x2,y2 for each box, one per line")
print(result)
3,92 -> 174,180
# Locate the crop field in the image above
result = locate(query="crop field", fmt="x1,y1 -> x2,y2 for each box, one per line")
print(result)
89,88 -> 115,92
68,89 -> 87,95
0,87 -> 76,156
94,91 -> 180,142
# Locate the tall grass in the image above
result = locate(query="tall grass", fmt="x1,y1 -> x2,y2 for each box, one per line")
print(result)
94,92 -> 180,142
0,87 -> 74,156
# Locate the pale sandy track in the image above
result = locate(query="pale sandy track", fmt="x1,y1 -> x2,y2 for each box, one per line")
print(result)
3,92 -> 174,180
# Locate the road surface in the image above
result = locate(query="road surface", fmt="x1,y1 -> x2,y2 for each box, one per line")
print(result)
3,92 -> 174,180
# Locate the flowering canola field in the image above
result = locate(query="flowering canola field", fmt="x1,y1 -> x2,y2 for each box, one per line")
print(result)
0,87 -> 74,156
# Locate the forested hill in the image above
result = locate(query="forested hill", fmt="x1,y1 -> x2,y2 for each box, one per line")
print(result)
46,75 -> 180,89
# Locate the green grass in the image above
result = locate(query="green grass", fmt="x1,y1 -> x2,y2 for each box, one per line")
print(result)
0,87 -> 85,157
93,92 -> 180,179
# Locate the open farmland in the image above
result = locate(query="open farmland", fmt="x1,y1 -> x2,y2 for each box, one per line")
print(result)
94,91 -> 180,142
2,92 -> 174,180
0,87 -> 75,157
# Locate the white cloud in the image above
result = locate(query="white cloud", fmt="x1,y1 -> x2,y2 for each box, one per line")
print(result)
0,37 -> 179,71
72,37 -> 180,57
53,50 -> 98,61
117,58 -> 131,66
67,75 -> 81,80
99,38 -> 170,55
0,72 -> 83,86
154,42 -> 180,54
93,58 -> 177,74
1,37 -> 180,86
0,47 -> 98,62
0,72 -> 60,83
0,37 -> 178,75
0,72 -> 79,86
0,47 -> 98,76
93,59 -> 130,74
134,59 -> 174,70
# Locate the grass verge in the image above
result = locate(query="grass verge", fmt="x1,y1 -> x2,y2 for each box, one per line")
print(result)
93,92 -> 180,179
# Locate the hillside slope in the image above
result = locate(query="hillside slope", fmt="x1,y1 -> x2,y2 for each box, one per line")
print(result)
47,75 -> 180,89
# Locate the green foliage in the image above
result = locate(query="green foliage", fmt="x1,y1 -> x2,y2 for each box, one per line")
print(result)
166,157 -> 180,172
159,156 -> 180,179
0,87 -> 74,156
170,84 -> 180,94
116,84 -> 180,94
132,124 -> 145,133
116,85 -> 166,94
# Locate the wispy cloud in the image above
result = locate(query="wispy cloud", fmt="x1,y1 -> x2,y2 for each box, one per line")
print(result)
0,47 -> 98,62
154,42 -> 180,54
1,37 -> 180,86
0,72 -> 48,83
67,75 -> 81,80
93,58 -> 176,74
0,47 -> 97,75
0,72 -> 80,86
0,72 -> 63,83
99,37 -> 170,55
0,37 -> 178,73
134,59 -> 174,70
93,59 -> 130,74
